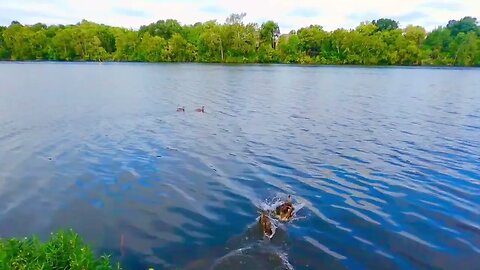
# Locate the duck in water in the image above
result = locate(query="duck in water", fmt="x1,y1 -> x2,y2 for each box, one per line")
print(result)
275,195 -> 295,222
177,106 -> 185,112
181,198 -> 298,270
259,212 -> 274,239
195,106 -> 205,113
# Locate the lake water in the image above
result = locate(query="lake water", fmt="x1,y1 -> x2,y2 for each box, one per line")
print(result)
0,63 -> 479,270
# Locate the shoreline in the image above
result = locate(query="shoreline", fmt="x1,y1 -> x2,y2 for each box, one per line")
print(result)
1,60 -> 478,69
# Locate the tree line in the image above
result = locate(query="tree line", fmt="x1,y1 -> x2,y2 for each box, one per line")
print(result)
0,14 -> 479,66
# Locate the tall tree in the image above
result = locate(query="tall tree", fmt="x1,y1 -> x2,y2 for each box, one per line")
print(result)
0,26 -> 10,59
139,19 -> 184,40
137,33 -> 167,62
50,27 -> 76,60
113,29 -> 138,61
423,27 -> 453,65
260,20 -> 280,49
297,25 -> 328,59
168,33 -> 196,62
372,18 -> 399,31
447,16 -> 479,36
197,21 -> 224,62
223,13 -> 256,62
328,29 -> 350,64
2,23 -> 34,60
278,34 -> 300,63
450,32 -> 478,65
97,26 -> 116,54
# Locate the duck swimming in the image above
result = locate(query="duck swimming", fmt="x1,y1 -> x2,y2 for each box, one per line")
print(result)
177,106 -> 185,112
195,106 -> 205,113
259,212 -> 274,239
275,195 -> 295,222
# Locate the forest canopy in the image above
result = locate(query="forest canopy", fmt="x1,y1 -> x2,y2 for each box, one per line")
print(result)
0,15 -> 479,66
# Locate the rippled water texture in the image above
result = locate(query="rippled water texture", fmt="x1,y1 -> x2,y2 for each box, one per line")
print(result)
0,63 -> 479,270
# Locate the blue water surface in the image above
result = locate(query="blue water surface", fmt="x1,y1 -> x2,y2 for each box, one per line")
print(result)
0,63 -> 479,270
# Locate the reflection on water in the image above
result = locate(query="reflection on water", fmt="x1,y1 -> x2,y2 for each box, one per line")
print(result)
0,63 -> 479,270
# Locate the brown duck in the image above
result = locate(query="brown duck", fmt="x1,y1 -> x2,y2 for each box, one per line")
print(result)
259,212 -> 274,238
275,195 -> 295,222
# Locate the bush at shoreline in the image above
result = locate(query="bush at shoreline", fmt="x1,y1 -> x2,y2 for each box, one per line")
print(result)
0,229 -> 121,270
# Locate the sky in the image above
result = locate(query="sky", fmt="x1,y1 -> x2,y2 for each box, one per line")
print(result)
1,0 -> 479,32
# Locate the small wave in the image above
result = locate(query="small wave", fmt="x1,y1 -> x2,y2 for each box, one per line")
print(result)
211,243 -> 294,270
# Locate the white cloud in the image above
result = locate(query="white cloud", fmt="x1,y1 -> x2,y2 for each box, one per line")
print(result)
0,0 -> 478,32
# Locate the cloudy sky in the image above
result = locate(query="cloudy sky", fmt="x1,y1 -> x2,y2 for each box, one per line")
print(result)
1,0 -> 478,32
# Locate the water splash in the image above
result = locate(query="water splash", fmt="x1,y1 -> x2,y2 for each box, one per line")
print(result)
211,243 -> 294,270
257,195 -> 305,222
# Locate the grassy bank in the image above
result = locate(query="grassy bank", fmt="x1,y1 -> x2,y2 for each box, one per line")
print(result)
0,229 -> 121,270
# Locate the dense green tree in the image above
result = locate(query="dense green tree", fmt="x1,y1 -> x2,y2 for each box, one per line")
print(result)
0,15 -> 478,66
167,33 -> 196,62
451,32 -> 478,66
222,14 -> 257,62
327,29 -> 350,64
31,28 -> 48,59
70,21 -> 108,61
0,26 -> 10,59
447,17 -> 479,36
113,29 -> 137,61
139,19 -> 183,40
2,23 -> 35,60
278,34 -> 301,63
399,25 -> 428,65
423,27 -> 453,65
97,26 -> 116,54
341,23 -> 385,65
376,29 -> 402,64
297,25 -> 328,59
373,18 -> 399,31
50,27 -> 76,60
197,21 -> 224,62
183,22 -> 205,46
257,43 -> 279,63
137,33 -> 167,62
405,25 -> 427,46
260,20 -> 280,49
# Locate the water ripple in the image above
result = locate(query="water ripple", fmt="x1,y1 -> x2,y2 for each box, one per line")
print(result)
0,63 -> 479,269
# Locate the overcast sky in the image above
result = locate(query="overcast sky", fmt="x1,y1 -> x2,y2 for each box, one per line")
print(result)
1,0 -> 479,32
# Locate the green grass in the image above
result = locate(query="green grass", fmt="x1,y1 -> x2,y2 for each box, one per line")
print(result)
0,229 -> 121,270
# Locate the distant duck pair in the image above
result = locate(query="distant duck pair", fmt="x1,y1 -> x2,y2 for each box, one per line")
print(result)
177,106 -> 205,113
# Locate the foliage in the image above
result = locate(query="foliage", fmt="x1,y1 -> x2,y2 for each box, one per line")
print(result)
139,19 -> 183,40
260,20 -> 280,49
373,18 -> 399,31
447,17 -> 479,36
0,229 -> 121,270
0,15 -> 479,66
